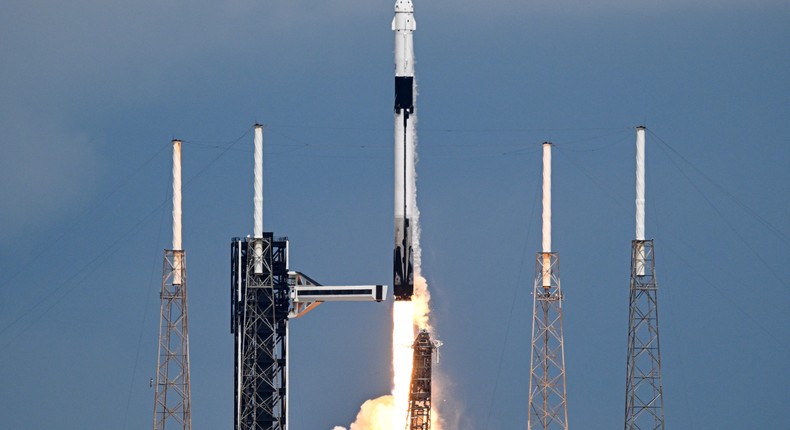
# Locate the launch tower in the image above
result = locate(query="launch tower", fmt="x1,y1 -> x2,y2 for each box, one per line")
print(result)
231,232 -> 289,429
231,125 -> 387,430
624,126 -> 665,430
408,329 -> 436,430
527,143 -> 569,430
152,139 -> 192,430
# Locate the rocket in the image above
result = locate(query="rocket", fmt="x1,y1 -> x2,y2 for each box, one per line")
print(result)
392,0 -> 416,301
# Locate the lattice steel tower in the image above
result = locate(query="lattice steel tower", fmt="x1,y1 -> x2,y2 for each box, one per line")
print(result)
624,126 -> 665,430
408,329 -> 436,430
153,139 -> 192,430
231,233 -> 289,430
527,142 -> 569,430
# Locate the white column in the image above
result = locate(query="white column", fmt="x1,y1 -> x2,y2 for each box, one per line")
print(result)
542,142 -> 552,288
635,126 -> 646,276
172,140 -> 182,251
253,124 -> 264,274
636,126 -> 646,241
172,139 -> 183,284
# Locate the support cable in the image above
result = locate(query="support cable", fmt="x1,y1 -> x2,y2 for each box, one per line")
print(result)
647,129 -> 790,244
121,181 -> 169,430
1,142 -> 170,287
0,126 -> 252,344
555,131 -> 789,348
649,129 -> 790,293
484,154 -> 541,429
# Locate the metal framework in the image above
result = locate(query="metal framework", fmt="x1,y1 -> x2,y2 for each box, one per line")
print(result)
153,249 -> 192,430
624,240 -> 665,430
232,234 -> 290,430
527,252 -> 568,430
408,329 -> 435,430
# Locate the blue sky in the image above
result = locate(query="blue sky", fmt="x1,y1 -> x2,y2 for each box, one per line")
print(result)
1,0 -> 788,429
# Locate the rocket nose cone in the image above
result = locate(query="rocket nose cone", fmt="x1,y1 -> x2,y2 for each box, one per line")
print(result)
395,0 -> 414,13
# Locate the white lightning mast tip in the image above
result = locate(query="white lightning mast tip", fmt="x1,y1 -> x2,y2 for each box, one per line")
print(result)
253,124 -> 264,239
172,139 -> 182,251
635,126 -> 646,241
253,125 -> 264,274
635,126 -> 647,276
542,142 -> 552,288
542,142 -> 552,254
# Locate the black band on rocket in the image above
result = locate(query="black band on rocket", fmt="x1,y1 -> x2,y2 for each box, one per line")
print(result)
394,76 -> 414,113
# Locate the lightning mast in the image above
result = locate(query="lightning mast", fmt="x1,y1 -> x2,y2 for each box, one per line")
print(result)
624,126 -> 665,430
153,139 -> 192,430
527,142 -> 569,430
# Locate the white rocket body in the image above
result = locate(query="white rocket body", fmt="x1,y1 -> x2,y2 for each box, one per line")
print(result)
393,0 -> 416,301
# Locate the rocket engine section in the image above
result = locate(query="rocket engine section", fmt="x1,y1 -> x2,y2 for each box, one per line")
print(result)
393,220 -> 414,301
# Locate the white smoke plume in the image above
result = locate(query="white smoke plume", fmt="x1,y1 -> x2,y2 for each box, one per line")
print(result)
413,275 -> 431,331
333,395 -> 394,430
